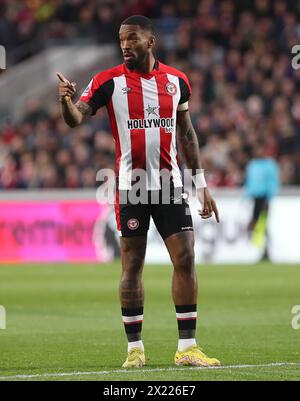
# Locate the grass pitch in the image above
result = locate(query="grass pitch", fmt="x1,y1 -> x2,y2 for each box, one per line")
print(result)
0,262 -> 299,381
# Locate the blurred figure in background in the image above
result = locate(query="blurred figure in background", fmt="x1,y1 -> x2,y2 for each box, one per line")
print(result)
245,140 -> 280,258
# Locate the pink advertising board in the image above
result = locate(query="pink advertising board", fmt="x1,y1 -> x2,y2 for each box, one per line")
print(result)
0,201 -> 112,262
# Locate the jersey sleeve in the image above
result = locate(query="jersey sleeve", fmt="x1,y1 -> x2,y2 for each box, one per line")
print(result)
79,74 -> 114,116
178,75 -> 192,105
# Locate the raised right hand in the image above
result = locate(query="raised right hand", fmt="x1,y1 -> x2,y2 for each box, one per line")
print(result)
57,72 -> 76,102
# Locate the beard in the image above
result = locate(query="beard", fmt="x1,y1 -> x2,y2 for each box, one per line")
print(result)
124,52 -> 147,71
125,57 -> 138,70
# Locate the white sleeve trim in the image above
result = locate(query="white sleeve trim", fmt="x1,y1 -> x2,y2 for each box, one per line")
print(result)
177,101 -> 189,111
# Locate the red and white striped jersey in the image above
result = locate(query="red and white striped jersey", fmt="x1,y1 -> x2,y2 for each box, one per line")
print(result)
80,60 -> 192,190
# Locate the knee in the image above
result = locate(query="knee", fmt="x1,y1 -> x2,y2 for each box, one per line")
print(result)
121,248 -> 144,278
173,247 -> 195,273
123,255 -> 144,277
121,238 -> 145,277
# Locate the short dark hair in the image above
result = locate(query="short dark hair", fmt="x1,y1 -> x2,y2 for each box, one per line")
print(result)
121,15 -> 154,34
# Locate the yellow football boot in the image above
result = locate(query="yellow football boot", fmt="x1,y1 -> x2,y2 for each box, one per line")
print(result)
122,348 -> 146,368
175,345 -> 221,367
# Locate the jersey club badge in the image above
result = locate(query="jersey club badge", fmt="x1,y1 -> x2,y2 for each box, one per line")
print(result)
165,82 -> 177,95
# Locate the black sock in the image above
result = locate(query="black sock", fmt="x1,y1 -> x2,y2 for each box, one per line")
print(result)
175,304 -> 197,339
121,307 -> 143,342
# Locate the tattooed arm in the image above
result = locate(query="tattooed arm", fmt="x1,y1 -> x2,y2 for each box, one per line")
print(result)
176,109 -> 202,175
176,109 -> 220,222
61,99 -> 92,128
57,72 -> 93,128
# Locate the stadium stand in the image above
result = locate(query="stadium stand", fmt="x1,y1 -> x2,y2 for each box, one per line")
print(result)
1,0 -> 300,188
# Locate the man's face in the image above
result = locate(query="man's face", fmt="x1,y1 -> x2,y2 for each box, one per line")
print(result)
119,24 -> 153,69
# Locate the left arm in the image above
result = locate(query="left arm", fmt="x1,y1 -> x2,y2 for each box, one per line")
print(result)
176,110 -> 220,222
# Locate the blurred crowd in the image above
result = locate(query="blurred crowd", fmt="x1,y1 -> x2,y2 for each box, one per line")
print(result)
0,99 -> 115,188
0,0 -> 159,61
1,0 -> 300,189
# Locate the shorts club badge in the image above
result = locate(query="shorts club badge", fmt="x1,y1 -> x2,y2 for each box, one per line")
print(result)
127,218 -> 139,230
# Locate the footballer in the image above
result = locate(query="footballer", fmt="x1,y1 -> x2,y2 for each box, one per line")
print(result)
58,15 -> 220,368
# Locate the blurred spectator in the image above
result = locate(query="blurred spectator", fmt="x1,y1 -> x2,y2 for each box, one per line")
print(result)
244,139 -> 280,257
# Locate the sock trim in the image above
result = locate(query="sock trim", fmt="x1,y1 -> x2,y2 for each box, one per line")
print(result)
122,315 -> 144,324
176,312 -> 197,320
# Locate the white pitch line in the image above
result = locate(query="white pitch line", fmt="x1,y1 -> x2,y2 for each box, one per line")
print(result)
0,362 -> 299,380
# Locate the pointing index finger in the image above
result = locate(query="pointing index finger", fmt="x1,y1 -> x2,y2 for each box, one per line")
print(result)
57,72 -> 69,84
